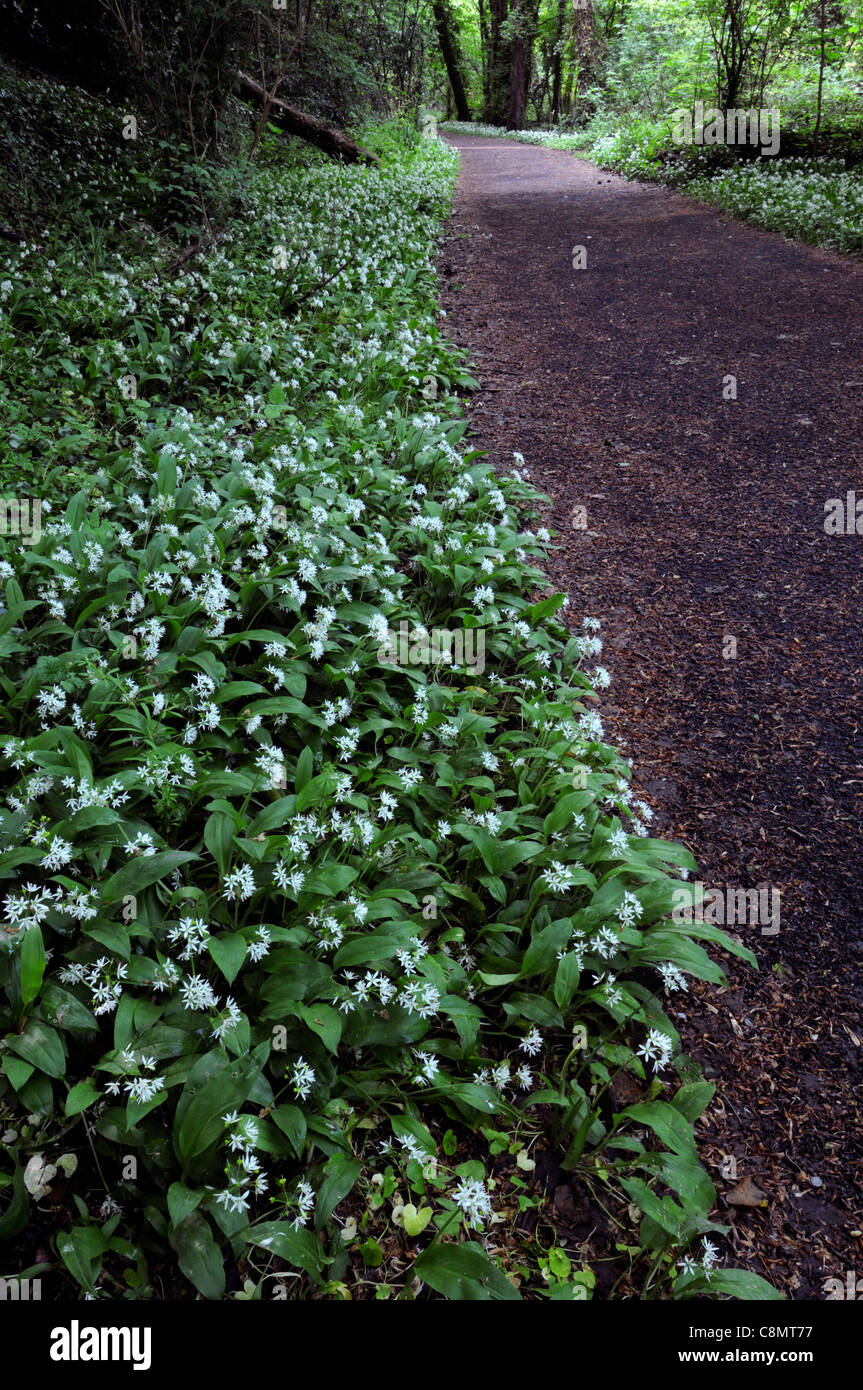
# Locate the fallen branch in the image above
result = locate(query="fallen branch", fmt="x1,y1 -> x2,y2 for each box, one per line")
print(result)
232,71 -> 378,166
163,235 -> 204,278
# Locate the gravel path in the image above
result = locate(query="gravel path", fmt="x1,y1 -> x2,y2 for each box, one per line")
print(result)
440,132 -> 863,1298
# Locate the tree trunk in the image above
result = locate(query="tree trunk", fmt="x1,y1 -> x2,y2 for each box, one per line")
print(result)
507,35 -> 528,128
505,0 -> 540,130
812,0 -> 827,157
483,0 -> 512,125
478,0 -> 491,113
551,0 -> 567,123
432,0 -> 471,121
232,71 -> 378,164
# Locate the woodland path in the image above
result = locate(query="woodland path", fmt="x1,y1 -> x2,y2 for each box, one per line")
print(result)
440,132 -> 863,1298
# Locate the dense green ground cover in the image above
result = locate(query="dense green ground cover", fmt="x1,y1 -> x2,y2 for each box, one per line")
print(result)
0,70 -> 775,1301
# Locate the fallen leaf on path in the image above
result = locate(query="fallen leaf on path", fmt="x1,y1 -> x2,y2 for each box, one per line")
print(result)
727,1177 -> 768,1208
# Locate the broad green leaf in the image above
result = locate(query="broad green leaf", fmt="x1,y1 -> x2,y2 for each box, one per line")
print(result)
56,1226 -> 106,1295
175,1055 -> 263,1166
619,1101 -> 698,1156
19,924 -> 46,1009
246,1221 -> 324,1280
414,1241 -> 521,1301
660,1153 -> 716,1216
295,1002 -> 341,1054
402,1204 -> 433,1236
554,951 -> 581,1009
7,1020 -> 66,1078
619,1176 -> 687,1238
391,1113 -> 436,1157
271,1104 -> 307,1158
101,850 -> 198,904
294,746 -> 314,793
204,812 -> 236,876
699,1268 -> 783,1300
0,1159 -> 28,1239
170,1211 -> 225,1300
314,1152 -> 362,1229
167,1182 -> 205,1229
521,919 -> 572,978
207,933 -> 247,985
65,1079 -> 101,1117
671,1080 -> 716,1124
296,770 -> 335,814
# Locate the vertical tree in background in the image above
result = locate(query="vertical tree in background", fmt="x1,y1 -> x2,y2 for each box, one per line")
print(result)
432,0 -> 472,118
551,0 -> 569,121
700,0 -> 794,112
506,0 -> 541,125
483,0 -> 513,122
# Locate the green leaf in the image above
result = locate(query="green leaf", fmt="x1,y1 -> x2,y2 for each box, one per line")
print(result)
301,863 -> 358,897
7,1020 -> 66,1078
671,1080 -> 715,1124
660,1153 -> 716,1216
65,1079 -> 101,1117
521,919 -> 572,978
402,1204 -> 433,1236
619,1176 -> 687,1238
248,795 -> 297,836
294,746 -> 314,793
297,1003 -> 342,1055
169,1211 -> 225,1300
360,1237 -> 383,1267
554,951 -> 581,1009
0,1159 -> 28,1239
101,850 -> 198,904
524,594 -> 565,623
19,924 -> 46,1010
167,1182 -> 205,1228
333,934 -> 401,969
271,1104 -> 307,1158
175,1054 -> 263,1166
246,1221 -> 324,1280
619,1101 -> 698,1156
2,1055 -> 33,1091
295,769 -> 335,814
314,1152 -> 362,1229
41,982 -> 98,1033
680,1267 -> 783,1301
414,1241 -> 521,1301
204,812 -> 236,876
207,933 -> 247,985
477,970 -> 520,987
391,1113 -> 436,1157
56,1226 -> 106,1295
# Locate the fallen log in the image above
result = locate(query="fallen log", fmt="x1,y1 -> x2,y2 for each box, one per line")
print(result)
233,71 -> 378,166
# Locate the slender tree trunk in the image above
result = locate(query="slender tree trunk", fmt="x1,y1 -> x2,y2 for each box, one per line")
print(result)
432,0 -> 471,121
812,0 -> 827,156
478,0 -> 491,113
551,0 -> 567,122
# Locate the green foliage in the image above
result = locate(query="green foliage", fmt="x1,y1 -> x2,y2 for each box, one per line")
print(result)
0,71 -> 775,1301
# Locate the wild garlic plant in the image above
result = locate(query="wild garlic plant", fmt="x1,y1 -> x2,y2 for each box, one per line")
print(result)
0,78 -> 777,1300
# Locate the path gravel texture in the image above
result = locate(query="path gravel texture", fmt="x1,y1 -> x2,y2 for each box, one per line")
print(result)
440,132 -> 863,1298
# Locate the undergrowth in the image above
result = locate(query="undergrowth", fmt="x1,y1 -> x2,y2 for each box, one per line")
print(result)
0,70 -> 779,1301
